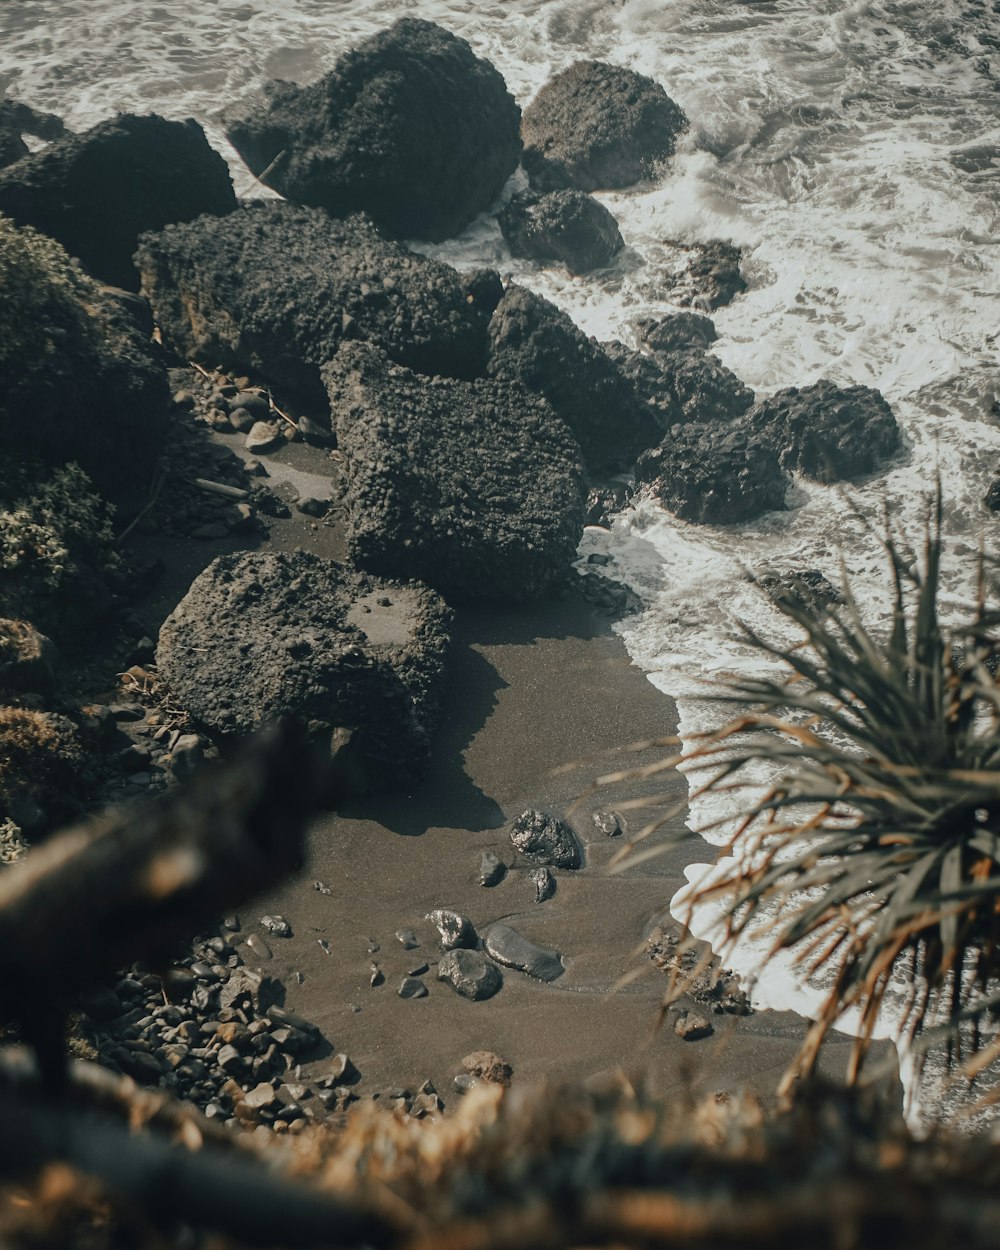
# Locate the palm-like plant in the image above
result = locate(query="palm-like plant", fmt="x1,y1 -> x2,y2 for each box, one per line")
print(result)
614,496 -> 1000,1092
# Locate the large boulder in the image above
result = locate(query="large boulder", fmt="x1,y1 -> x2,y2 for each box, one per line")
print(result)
226,19 -> 521,242
0,216 -> 167,499
156,550 -> 451,788
486,285 -> 661,477
746,380 -> 901,482
521,60 -> 687,192
136,203 -> 495,408
0,114 -> 235,290
662,351 -> 756,423
498,189 -> 624,274
324,344 -> 587,602
0,99 -> 65,170
635,421 -> 789,525
599,342 -> 683,430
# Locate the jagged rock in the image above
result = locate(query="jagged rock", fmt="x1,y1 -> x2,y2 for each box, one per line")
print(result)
0,620 -> 59,694
660,352 -> 755,424
746,380 -> 901,482
0,99 -> 65,170
635,421 -> 789,524
521,60 -> 687,191
137,203 -> 494,407
487,285 -> 661,476
0,113 -> 235,289
637,312 -> 717,354
226,18 -> 520,242
584,479 -> 635,528
498,189 -> 624,274
509,808 -> 582,869
155,549 -> 451,788
324,343 -> 586,602
0,217 -> 168,498
599,342 -> 683,430
425,909 -> 477,951
483,924 -> 564,982
437,950 -> 503,1001
676,239 -> 747,309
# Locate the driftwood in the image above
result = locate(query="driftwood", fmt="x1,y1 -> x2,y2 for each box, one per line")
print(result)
0,721 -> 325,1081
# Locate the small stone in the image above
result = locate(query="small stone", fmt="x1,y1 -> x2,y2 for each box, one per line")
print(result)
479,851 -> 506,887
172,390 -> 195,409
297,497 -> 330,517
228,406 -> 257,433
313,880 -> 332,896
369,963 -> 384,987
453,1073 -> 478,1095
191,523 -> 229,540
245,934 -> 273,962
437,949 -> 502,1001
462,1049 -> 513,1086
320,1054 -> 358,1085
240,1082 -> 278,1112
395,929 -> 419,950
298,414 -> 335,446
483,924 -> 564,982
592,809 -> 625,838
244,458 -> 267,477
217,1044 -> 245,1074
408,962 -> 429,977
260,914 -> 292,938
509,809 -> 582,869
245,420 -> 283,453
223,915 -> 241,932
425,909 -> 477,951
266,1006 -> 320,1037
675,1012 -> 714,1041
531,866 -> 556,903
229,390 -> 270,419
166,733 -> 204,779
398,977 -> 428,999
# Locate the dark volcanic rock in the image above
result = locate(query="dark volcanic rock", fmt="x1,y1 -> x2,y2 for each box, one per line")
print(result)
437,950 -> 503,1001
0,113 -> 235,289
0,217 -> 168,498
678,239 -> 747,309
483,924 -> 565,982
638,312 -> 717,354
746,379 -> 901,482
155,549 -> 451,787
757,568 -> 842,614
509,808 -> 582,869
324,343 -> 586,602
635,421 -> 789,524
599,342 -> 682,430
137,203 -> 493,406
487,285 -> 661,476
498,189 -> 624,274
663,351 -> 756,423
521,60 -> 687,192
226,18 -> 520,242
0,99 -> 65,170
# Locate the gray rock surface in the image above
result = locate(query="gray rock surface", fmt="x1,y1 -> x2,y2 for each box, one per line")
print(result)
483,923 -> 565,982
498,189 -> 624,274
509,808 -> 582,869
425,909 -> 477,950
437,949 -> 503,1001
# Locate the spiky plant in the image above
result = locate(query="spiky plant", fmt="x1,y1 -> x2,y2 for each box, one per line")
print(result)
617,497 -> 1000,1092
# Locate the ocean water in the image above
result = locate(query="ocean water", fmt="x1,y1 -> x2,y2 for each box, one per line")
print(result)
4,0 -> 1000,1119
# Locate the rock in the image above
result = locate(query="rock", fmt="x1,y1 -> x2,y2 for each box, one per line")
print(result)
136,203 -> 493,407
598,342 -> 683,430
319,1054 -> 358,1085
479,851 -> 506,887
0,217 -> 168,500
584,479 -> 634,528
398,977 -> 428,1000
324,343 -> 586,602
437,949 -> 503,1001
396,929 -> 419,950
240,1082 -> 279,1113
0,99 -> 65,171
661,352 -> 755,424
228,391 -> 270,420
369,963 -> 384,987
757,569 -> 841,614
425,909 -> 477,951
244,421 -> 284,454
226,18 -> 520,243
498,189 -> 624,274
674,1011 -> 714,1041
245,934 -> 273,963
483,924 -> 564,982
0,620 -> 59,694
155,549 -> 451,787
0,113 -> 235,289
509,809 -> 582,869
260,915 -> 292,939
486,285 -> 661,476
166,733 -> 204,780
592,809 -> 625,838
227,408 -> 257,434
638,312 -> 717,354
675,239 -> 747,309
462,1049 -> 512,1086
745,380 -> 901,482
297,497 -> 330,518
267,1006 -> 320,1037
635,420 -> 789,524
531,866 -> 556,903
0,708 -> 87,833
521,60 -> 687,192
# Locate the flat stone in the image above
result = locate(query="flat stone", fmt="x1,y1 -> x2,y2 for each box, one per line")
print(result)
437,949 -> 502,1001
425,908 -> 477,950
483,924 -> 564,982
509,809 -> 582,869
398,977 -> 428,999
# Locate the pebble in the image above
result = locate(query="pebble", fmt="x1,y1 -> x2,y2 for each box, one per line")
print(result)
172,390 -> 195,409
228,406 -> 257,433
313,880 -> 332,895
298,414 -> 335,446
531,866 -> 556,903
260,915 -> 292,938
453,1073 -> 478,1095
395,929 -> 419,950
437,949 -> 502,1002
509,809 -> 582,869
240,1082 -> 278,1112
408,962 -> 429,977
369,964 -> 384,987
229,391 -> 270,419
483,924 -> 565,982
593,810 -> 626,838
675,1012 -> 714,1042
223,916 -> 241,932
245,934 -> 273,962
479,851 -> 506,887
398,977 -> 428,1000
462,1049 -> 513,1086
245,421 -> 283,454
425,909 -> 477,951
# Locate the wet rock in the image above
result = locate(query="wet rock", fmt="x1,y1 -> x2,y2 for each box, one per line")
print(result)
462,1049 -> 513,1086
660,352 -> 755,424
584,479 -> 635,528
0,619 -> 59,694
0,113 -> 235,289
745,379 -> 901,482
226,19 -> 520,243
509,808 -> 582,869
136,203 -> 494,408
398,976 -> 428,999
635,420 -> 789,524
156,549 -> 451,787
437,949 -> 503,1001
486,285 -> 661,476
0,99 -> 65,171
674,1011 -> 714,1041
483,923 -> 565,982
478,850 -> 506,887
325,343 -> 586,602
757,568 -> 841,614
637,312 -> 717,354
498,189 -> 624,274
521,60 -> 687,192
260,915 -> 292,939
425,909 -> 478,950
592,809 -> 625,838
531,866 -> 556,902
675,239 -> 747,310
